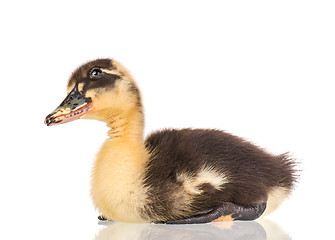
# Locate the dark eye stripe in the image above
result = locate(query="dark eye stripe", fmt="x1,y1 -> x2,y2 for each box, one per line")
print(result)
82,74 -> 121,94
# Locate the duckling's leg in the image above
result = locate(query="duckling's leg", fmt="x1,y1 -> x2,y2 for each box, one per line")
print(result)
164,202 -> 266,224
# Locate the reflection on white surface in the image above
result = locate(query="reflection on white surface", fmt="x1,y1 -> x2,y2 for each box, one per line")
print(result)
95,219 -> 290,240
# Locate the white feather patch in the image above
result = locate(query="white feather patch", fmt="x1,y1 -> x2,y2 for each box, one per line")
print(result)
177,166 -> 229,195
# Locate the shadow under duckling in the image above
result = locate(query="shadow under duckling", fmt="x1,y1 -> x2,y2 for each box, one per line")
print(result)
45,59 -> 297,224
95,221 -> 269,240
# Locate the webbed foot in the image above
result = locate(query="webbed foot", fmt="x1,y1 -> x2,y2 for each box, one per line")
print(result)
163,202 -> 267,224
98,215 -> 108,221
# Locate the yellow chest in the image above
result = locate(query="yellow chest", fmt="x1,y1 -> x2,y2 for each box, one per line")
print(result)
90,138 -> 149,223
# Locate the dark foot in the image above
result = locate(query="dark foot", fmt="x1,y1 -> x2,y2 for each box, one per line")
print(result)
230,202 -> 267,221
98,215 -> 108,221
164,202 -> 266,224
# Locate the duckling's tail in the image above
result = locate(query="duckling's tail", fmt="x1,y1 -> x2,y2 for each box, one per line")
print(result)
278,153 -> 299,190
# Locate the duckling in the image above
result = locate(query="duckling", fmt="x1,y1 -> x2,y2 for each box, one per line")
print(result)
45,59 -> 297,224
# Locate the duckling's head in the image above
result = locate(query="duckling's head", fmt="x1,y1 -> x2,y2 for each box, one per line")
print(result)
45,59 -> 142,126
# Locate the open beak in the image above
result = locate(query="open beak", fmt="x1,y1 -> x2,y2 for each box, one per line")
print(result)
45,84 -> 93,126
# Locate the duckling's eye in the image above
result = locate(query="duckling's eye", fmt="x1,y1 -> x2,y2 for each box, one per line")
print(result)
89,68 -> 102,79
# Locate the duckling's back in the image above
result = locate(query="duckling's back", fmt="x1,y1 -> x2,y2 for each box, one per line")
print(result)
143,128 -> 297,222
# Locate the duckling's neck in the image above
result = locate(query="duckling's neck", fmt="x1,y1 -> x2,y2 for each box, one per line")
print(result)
91,108 -> 149,223
106,109 -> 144,140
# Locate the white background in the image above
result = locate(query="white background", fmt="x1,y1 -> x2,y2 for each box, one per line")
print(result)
0,1 -> 334,239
